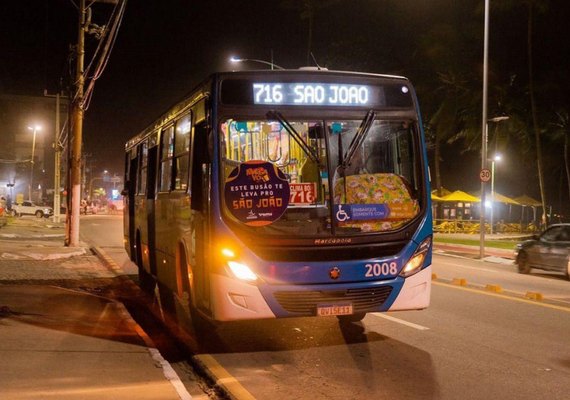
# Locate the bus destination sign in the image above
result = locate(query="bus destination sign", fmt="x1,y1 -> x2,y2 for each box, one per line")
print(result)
252,83 -> 374,106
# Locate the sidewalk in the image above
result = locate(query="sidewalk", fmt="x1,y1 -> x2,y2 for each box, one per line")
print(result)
0,216 -> 184,400
434,233 -> 517,262
434,242 -> 515,261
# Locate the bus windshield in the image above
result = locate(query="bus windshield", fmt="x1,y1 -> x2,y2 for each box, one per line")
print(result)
220,117 -> 421,237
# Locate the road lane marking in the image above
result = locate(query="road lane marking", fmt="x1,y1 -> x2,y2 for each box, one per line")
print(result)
148,348 -> 193,400
433,281 -> 570,313
194,354 -> 256,400
370,313 -> 430,330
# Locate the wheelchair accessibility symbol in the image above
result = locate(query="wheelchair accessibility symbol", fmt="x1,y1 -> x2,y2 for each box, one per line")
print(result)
336,205 -> 351,222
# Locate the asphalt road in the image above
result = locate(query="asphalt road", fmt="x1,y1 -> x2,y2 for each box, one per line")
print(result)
81,215 -> 570,400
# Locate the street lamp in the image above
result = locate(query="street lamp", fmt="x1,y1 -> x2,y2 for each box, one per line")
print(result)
490,153 -> 502,234
230,56 -> 284,70
479,0 -> 490,259
27,125 -> 42,201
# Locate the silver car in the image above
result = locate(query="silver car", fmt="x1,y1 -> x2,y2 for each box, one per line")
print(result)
514,224 -> 570,280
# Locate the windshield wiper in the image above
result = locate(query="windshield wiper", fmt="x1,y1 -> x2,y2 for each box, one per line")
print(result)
267,110 -> 321,167
340,110 -> 376,172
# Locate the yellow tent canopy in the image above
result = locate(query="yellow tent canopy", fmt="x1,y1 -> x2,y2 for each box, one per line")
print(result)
471,190 -> 520,205
490,192 -> 520,205
440,190 -> 480,203
431,193 -> 444,201
514,195 -> 542,207
431,187 -> 452,197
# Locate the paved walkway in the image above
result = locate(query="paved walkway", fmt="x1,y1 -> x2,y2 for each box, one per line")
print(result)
433,232 -> 520,261
0,216 -> 186,400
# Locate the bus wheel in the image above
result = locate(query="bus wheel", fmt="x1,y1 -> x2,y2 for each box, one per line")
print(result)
337,313 -> 366,324
138,267 -> 156,296
136,237 -> 155,295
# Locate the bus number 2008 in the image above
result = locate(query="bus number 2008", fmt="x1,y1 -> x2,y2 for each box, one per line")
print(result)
365,262 -> 398,277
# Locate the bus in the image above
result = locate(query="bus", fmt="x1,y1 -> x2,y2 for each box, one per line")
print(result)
123,68 -> 432,327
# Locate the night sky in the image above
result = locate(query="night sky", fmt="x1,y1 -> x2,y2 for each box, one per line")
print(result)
2,0 -> 570,209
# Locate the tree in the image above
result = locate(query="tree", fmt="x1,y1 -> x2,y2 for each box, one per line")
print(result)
495,0 -> 550,224
414,21 -> 481,199
551,111 -> 570,207
280,0 -> 340,65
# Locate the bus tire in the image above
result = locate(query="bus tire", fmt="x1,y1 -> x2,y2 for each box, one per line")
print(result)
178,247 -> 214,335
138,266 -> 156,296
136,235 -> 155,295
337,313 -> 366,324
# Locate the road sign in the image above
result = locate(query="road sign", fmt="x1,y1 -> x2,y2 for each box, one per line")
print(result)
480,168 -> 491,182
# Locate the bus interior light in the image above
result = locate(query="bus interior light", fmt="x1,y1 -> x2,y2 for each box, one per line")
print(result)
227,261 -> 258,282
400,237 -> 432,278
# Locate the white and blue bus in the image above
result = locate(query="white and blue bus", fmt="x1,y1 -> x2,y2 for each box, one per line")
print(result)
123,68 -> 432,327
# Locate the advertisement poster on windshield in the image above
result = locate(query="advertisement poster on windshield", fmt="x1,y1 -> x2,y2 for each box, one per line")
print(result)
289,182 -> 317,205
224,161 -> 290,226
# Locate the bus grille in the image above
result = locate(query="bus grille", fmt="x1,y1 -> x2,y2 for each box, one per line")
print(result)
251,241 -> 407,262
273,286 -> 393,316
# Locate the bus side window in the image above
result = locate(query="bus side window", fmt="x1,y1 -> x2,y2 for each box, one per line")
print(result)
190,121 -> 209,211
174,113 -> 191,191
159,126 -> 175,192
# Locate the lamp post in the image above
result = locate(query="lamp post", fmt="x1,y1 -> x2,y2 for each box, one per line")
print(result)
27,125 -> 42,201
230,56 -> 284,70
479,0 -> 490,259
490,154 -> 502,234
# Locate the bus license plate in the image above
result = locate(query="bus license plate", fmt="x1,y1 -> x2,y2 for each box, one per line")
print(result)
317,303 -> 353,317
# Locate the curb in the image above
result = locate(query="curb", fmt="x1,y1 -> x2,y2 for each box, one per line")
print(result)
433,243 -> 514,261
90,246 -> 193,400
91,246 -> 245,400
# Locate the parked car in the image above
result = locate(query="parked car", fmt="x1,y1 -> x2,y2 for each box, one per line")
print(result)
514,224 -> 570,280
11,201 -> 54,218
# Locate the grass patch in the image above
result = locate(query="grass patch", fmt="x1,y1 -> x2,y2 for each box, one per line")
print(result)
434,236 -> 520,250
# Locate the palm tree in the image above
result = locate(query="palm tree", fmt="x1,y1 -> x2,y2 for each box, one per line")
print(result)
427,71 -> 473,196
551,111 -> 570,204
494,0 -> 550,224
279,0 -> 340,65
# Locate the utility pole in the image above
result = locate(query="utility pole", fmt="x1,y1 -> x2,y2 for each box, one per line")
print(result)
44,90 -> 68,223
68,0 -> 86,247
54,93 -> 62,223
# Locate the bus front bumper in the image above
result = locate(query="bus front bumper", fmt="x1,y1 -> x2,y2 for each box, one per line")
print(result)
209,265 -> 431,322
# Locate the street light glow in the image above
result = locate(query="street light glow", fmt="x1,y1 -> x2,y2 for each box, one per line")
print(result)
489,116 -> 509,123
229,56 -> 284,70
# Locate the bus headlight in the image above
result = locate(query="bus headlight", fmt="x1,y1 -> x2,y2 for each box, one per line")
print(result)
400,237 -> 432,278
227,261 -> 258,282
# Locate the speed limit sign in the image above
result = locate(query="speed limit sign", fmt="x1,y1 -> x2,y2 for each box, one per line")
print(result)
480,168 -> 491,182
